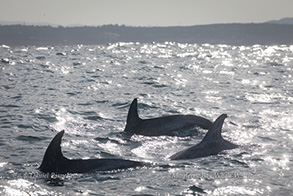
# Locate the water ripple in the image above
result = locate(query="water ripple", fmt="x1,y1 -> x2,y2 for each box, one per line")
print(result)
0,43 -> 292,195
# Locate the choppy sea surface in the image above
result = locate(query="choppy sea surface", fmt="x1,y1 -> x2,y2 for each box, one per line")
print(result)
0,42 -> 293,195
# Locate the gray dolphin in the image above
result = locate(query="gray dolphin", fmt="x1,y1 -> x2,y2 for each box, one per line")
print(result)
124,98 -> 212,136
170,114 -> 237,160
39,130 -> 144,174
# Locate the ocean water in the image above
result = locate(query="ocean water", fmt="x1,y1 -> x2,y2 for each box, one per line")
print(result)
0,42 -> 293,195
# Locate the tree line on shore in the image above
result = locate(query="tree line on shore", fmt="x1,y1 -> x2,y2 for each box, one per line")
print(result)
1,23 -> 293,46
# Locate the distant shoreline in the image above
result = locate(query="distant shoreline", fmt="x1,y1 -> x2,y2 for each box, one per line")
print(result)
1,23 -> 293,46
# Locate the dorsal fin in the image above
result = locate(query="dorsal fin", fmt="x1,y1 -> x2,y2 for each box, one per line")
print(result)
202,114 -> 227,142
39,130 -> 65,172
125,98 -> 141,128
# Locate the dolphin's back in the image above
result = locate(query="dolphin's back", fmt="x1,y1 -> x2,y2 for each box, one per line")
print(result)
170,114 -> 237,160
39,130 -> 143,174
65,159 -> 143,173
124,98 -> 212,136
170,141 -> 222,160
139,115 -> 212,136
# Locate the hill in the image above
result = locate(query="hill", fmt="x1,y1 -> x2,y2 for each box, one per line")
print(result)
266,17 -> 293,25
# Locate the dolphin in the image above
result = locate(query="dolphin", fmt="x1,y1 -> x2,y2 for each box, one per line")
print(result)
124,98 -> 212,136
39,130 -> 144,174
170,114 -> 237,160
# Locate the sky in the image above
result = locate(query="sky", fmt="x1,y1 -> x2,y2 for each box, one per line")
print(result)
1,0 -> 293,27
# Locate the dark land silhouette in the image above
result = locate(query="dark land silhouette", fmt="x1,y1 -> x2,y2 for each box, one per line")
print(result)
1,23 -> 293,46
